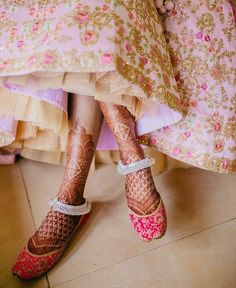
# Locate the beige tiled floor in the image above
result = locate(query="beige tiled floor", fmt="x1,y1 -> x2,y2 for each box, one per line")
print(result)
1,159 -> 236,288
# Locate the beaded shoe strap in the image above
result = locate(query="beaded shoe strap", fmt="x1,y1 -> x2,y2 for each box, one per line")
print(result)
117,157 -> 155,175
48,198 -> 91,216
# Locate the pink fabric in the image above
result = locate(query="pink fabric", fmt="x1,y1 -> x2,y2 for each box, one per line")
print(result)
0,153 -> 16,165
5,83 -> 68,111
97,120 -> 117,150
148,0 -> 236,173
0,115 -> 17,134
0,116 -> 17,164
0,115 -> 17,146
0,1 -> 182,154
0,1 -> 235,173
1,83 -> 182,150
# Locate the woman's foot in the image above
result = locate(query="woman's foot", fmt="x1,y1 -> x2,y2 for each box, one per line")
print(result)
118,157 -> 167,241
125,165 -> 160,216
28,205 -> 84,256
12,199 -> 91,279
99,102 -> 167,241
12,119 -> 96,279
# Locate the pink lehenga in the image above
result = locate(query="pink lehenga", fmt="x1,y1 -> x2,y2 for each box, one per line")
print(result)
148,0 -> 236,173
0,0 -> 182,165
0,0 -> 236,174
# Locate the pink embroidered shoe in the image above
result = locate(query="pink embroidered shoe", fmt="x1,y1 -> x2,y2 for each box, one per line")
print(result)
12,199 -> 91,280
118,156 -> 167,241
129,198 -> 167,241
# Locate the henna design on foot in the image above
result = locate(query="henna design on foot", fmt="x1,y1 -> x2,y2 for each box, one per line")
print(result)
99,102 -> 160,216
28,121 -> 95,255
57,121 -> 95,205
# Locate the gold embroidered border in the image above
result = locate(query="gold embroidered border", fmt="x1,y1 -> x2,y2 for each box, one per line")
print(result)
139,134 -> 236,174
116,56 -> 182,114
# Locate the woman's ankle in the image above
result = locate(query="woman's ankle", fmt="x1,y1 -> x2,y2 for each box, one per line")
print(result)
119,146 -> 145,165
27,210 -> 82,255
127,191 -> 160,215
125,167 -> 160,215
57,193 -> 85,206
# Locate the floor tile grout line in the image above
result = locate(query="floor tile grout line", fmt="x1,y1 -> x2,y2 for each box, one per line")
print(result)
46,274 -> 51,288
18,160 -> 37,230
52,216 -> 236,288
19,160 -> 51,288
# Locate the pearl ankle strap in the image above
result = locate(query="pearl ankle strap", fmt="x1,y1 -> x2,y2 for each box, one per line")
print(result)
117,157 -> 155,175
48,198 -> 91,216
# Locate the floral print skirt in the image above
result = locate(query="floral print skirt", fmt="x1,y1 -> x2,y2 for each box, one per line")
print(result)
0,1 -> 236,174
0,0 -> 182,164
147,0 -> 236,173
